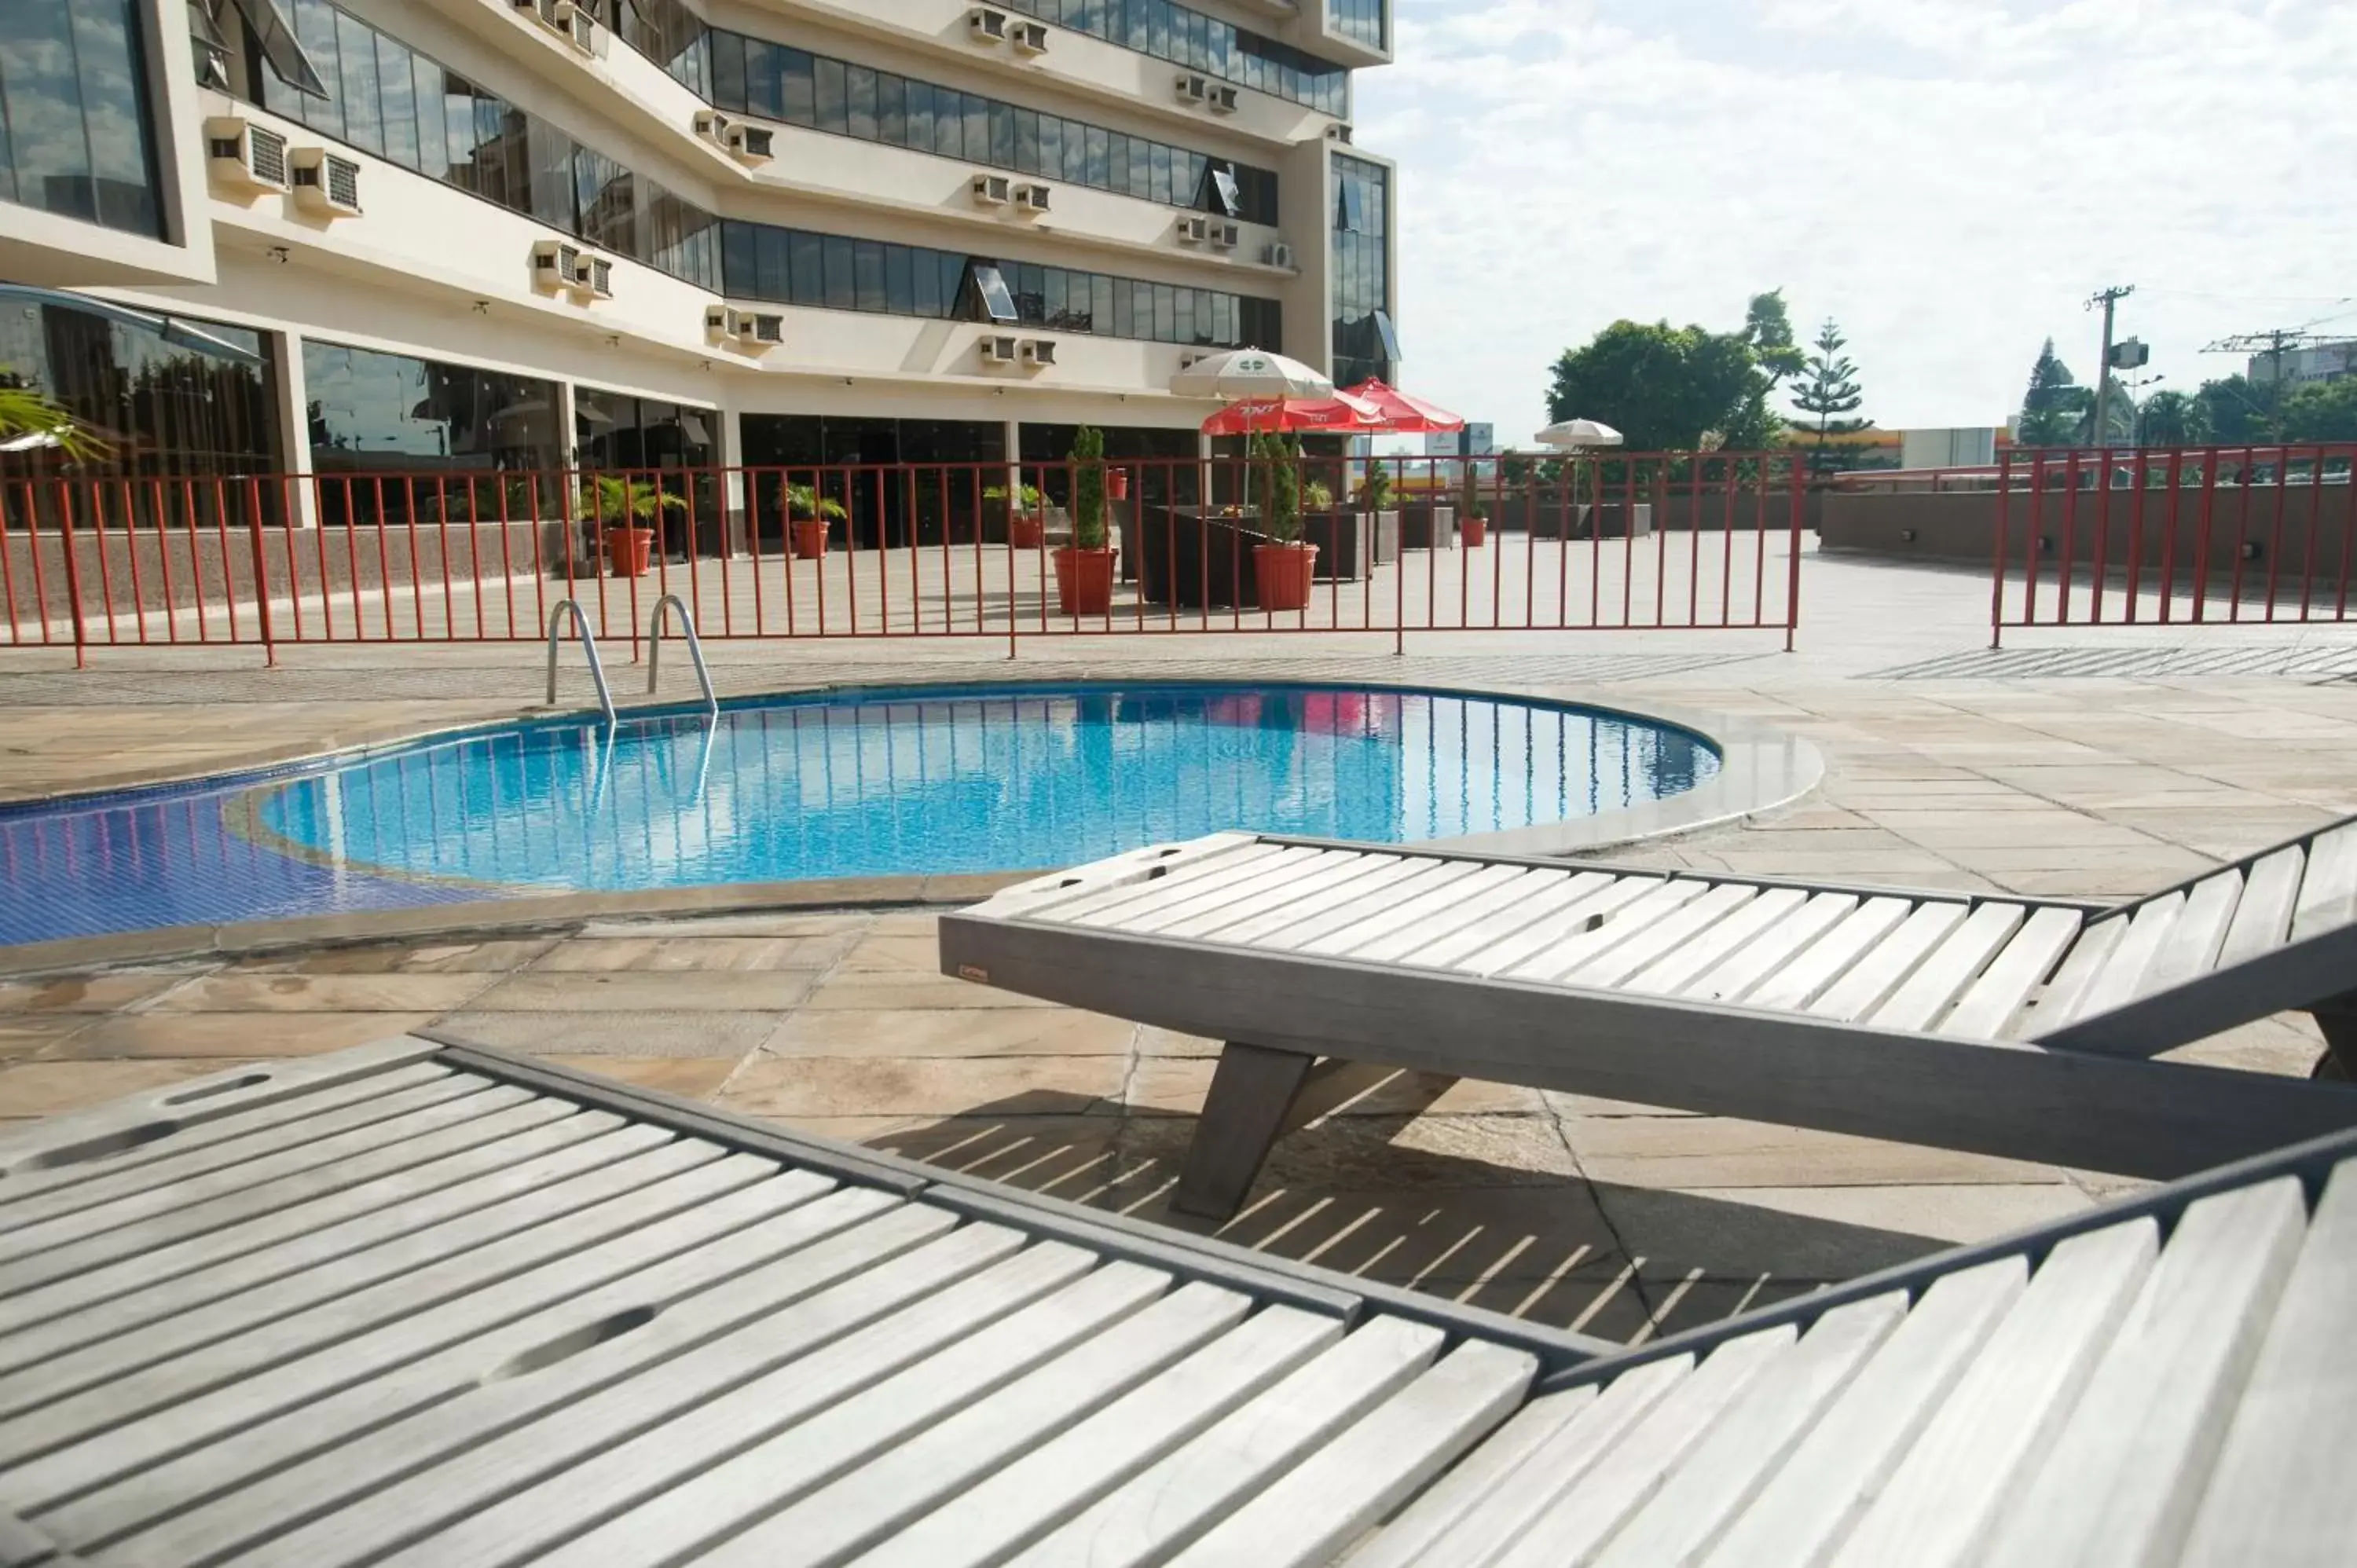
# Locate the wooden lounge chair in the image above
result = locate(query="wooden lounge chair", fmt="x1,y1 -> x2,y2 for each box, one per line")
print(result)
939,815 -> 2357,1220
1,1037 -> 2351,1564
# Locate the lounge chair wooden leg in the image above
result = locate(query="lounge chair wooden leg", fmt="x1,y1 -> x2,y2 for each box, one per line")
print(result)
2312,998 -> 2357,1080
1172,1041 -> 1316,1222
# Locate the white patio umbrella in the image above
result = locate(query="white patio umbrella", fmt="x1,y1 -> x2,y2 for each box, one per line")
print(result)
1169,348 -> 1332,401
1534,417 -> 1625,450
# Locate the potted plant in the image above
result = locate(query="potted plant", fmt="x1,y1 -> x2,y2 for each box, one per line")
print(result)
783,482 -> 847,559
1252,431 -> 1317,612
576,474 -> 687,577
1055,426 -> 1116,617
1459,464 -> 1488,548
986,482 -> 1047,548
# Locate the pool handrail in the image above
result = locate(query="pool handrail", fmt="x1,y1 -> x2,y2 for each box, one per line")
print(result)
544,599 -> 616,726
648,594 -> 718,718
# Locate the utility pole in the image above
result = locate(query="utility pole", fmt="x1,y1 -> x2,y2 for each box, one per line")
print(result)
2203,327 -> 2332,425
2088,284 -> 2135,449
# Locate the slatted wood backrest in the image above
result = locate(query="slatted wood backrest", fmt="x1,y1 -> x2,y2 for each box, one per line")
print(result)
2025,814 -> 2357,1054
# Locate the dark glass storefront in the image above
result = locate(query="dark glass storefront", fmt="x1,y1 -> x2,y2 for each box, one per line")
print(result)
1332,155 -> 1395,390
303,340 -> 561,525
740,414 -> 1006,548
0,0 -> 164,238
575,387 -> 719,556
1019,424 -> 1202,515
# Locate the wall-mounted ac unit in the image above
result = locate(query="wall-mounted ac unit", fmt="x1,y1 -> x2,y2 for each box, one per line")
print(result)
530,239 -> 582,294
1263,241 -> 1295,269
1179,351 -> 1211,371
1011,20 -> 1049,53
1014,183 -> 1050,214
1208,86 -> 1239,114
971,173 -> 1012,206
203,116 -> 288,192
1175,215 -> 1209,245
979,335 -> 1020,365
578,254 -> 615,300
727,125 -> 774,163
694,109 -> 731,147
288,147 -> 361,217
706,306 -> 783,351
553,2 -> 606,55
1174,74 -> 1208,104
968,6 -> 1008,42
1208,221 -> 1241,250
1021,339 -> 1058,368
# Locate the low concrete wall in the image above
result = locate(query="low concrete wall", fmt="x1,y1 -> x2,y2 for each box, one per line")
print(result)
1821,485 -> 2355,592
1487,491 -> 1820,535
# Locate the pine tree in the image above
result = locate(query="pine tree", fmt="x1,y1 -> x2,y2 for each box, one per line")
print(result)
1790,320 -> 1866,451
2018,339 -> 2091,446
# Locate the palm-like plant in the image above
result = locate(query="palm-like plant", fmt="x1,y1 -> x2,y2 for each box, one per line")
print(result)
574,474 -> 688,526
0,371 -> 106,460
1069,426 -> 1108,550
983,482 -> 1043,514
784,482 -> 848,522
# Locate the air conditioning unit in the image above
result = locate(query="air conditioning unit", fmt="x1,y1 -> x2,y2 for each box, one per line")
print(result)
553,2 -> 605,55
1014,182 -> 1050,214
1174,74 -> 1208,104
1179,351 -> 1211,371
288,147 -> 361,217
1208,221 -> 1241,250
978,335 -> 1020,366
1263,241 -> 1295,269
967,6 -> 1008,42
1175,215 -> 1209,245
694,108 -> 731,146
530,238 -> 583,294
1011,20 -> 1049,53
1208,86 -> 1239,114
575,253 -> 614,300
971,173 -> 1012,206
203,116 -> 288,192
706,306 -> 783,351
1021,339 -> 1058,368
726,124 -> 774,164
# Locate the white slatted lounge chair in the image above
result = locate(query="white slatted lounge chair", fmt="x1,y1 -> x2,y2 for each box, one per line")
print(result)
940,815 -> 2357,1219
0,1039 -> 2351,1566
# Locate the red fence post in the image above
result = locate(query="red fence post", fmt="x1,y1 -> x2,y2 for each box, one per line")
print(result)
56,482 -> 90,669
1784,453 -> 1803,651
245,479 -> 278,666
1989,449 -> 2012,647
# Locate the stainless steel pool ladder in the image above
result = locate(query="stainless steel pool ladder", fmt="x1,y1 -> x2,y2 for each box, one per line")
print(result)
544,599 -> 616,726
647,594 -> 718,718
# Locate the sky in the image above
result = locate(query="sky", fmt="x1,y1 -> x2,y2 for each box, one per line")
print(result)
1354,0 -> 2357,441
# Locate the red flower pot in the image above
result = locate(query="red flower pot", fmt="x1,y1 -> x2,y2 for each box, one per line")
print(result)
1253,541 -> 1318,612
1107,469 -> 1131,500
605,524 -> 655,577
1462,515 -> 1488,547
1053,545 -> 1116,617
1009,513 -> 1046,550
789,518 -> 830,558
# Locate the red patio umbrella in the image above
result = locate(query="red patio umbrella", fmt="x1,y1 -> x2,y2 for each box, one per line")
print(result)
1340,377 -> 1466,434
1199,390 -> 1385,436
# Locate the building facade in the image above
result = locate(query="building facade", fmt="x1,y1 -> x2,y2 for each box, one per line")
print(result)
1,0 -> 1398,525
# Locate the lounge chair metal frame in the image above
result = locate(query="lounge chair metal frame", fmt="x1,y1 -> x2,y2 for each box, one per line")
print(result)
940,816 -> 2357,1220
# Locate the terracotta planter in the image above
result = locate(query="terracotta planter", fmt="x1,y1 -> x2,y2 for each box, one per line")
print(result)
1053,545 -> 1117,617
789,517 -> 830,558
1462,515 -> 1488,548
605,524 -> 655,577
1009,513 -> 1046,550
1253,541 -> 1318,612
1107,469 -> 1131,501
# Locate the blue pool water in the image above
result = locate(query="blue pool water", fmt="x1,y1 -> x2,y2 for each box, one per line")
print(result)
0,684 -> 1717,944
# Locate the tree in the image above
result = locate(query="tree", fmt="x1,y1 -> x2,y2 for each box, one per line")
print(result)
2194,375 -> 2273,445
1790,319 -> 1868,447
1743,290 -> 1806,387
2136,389 -> 2210,447
2280,376 -> 2357,442
1547,316 -> 1779,452
2017,339 -> 2092,446
0,366 -> 105,460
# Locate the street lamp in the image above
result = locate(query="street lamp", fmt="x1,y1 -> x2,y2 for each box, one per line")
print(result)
2126,372 -> 2165,447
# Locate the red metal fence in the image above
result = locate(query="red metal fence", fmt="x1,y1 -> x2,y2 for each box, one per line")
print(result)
1990,445 -> 2357,644
0,452 -> 1806,663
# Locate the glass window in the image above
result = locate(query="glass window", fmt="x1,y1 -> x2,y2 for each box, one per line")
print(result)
1108,134 -> 1129,196
781,46 -> 815,124
845,64 -> 878,140
1084,126 -> 1109,186
1041,117 -> 1067,184
905,81 -> 933,152
709,28 -> 746,111
1013,110 -> 1039,177
755,223 -> 789,301
1015,262 -> 1045,322
970,263 -> 1018,323
963,94 -> 989,163
822,235 -> 855,310
853,239 -> 885,311
744,38 -> 780,118
987,101 -> 1013,166
940,252 -> 966,317
1153,284 -> 1176,342
878,74 -> 907,145
885,244 -> 914,314
787,229 -> 823,302
1110,280 -> 1131,338
292,0 -> 344,139
528,119 -> 576,232
1210,163 -> 1240,216
1149,142 -> 1172,205
0,1 -> 95,222
912,248 -> 942,317
1373,308 -> 1401,362
932,87 -> 962,158
335,10 -> 383,154
375,34 -> 419,169
1043,269 -> 1066,329
410,55 -> 447,180
812,56 -> 847,134
1092,274 -> 1115,335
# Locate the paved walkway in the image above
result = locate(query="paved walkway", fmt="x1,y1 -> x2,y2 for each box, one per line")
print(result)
4,544 -> 2355,1343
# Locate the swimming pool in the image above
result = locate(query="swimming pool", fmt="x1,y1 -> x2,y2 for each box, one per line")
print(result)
0,683 -> 1718,945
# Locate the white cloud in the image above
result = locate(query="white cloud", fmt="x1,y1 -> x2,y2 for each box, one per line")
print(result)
1358,0 -> 2357,439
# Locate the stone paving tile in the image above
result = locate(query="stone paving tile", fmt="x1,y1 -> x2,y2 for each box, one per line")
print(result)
577,914 -> 874,939
0,1058 -> 263,1119
761,1006 -> 1135,1058
535,1054 -> 740,1100
149,973 -> 502,1013
716,1053 -> 1132,1120
460,970 -> 820,1013
0,1016 -> 94,1061
526,936 -> 855,973
795,974 -> 1061,1009
1564,1115 -> 2065,1188
229,938 -> 560,974
434,1009 -> 778,1058
40,1012 -> 439,1058
0,973 -> 198,1012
